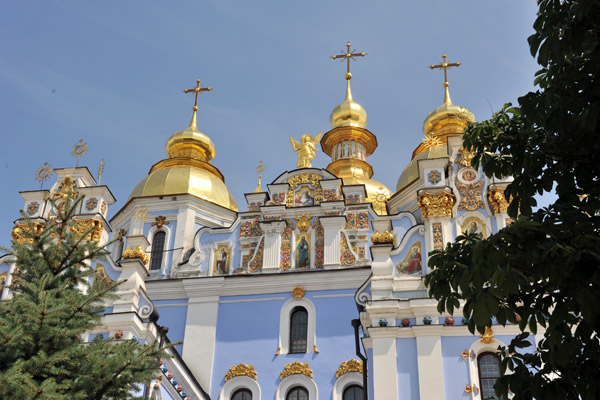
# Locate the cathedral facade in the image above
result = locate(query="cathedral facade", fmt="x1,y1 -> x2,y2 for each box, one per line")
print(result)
0,52 -> 534,400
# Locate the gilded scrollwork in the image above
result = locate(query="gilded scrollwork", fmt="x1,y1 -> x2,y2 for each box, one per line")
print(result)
456,147 -> 476,168
480,326 -> 494,344
488,188 -> 510,214
224,363 -> 257,382
280,361 -> 313,381
292,286 -> 305,298
286,174 -> 323,207
417,192 -> 455,218
370,231 -> 394,245
11,219 -> 102,244
122,246 -> 149,265
53,176 -> 79,200
11,222 -> 44,244
336,359 -> 363,378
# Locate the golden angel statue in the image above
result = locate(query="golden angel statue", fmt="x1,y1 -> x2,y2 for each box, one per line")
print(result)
289,132 -> 322,168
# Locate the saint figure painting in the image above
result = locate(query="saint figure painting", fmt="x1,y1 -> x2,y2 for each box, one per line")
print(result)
395,242 -> 422,276
214,245 -> 230,275
296,235 -> 310,269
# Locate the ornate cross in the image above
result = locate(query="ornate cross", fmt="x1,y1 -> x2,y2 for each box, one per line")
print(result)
429,54 -> 460,84
331,42 -> 366,80
183,79 -> 212,112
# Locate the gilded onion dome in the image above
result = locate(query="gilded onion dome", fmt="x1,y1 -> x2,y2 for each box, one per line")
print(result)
396,82 -> 475,192
129,80 -> 238,211
322,70 -> 391,215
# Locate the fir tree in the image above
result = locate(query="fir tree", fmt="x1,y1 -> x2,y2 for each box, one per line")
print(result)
0,184 -> 166,400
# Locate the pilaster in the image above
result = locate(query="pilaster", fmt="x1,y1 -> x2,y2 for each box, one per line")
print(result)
259,220 -> 286,273
319,216 -> 346,268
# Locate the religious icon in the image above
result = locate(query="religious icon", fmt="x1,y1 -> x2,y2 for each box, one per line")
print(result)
294,185 -> 315,207
289,132 -> 322,169
213,245 -> 231,275
94,264 -> 114,291
462,217 -> 486,239
460,169 -> 477,183
395,242 -> 422,276
295,234 -> 311,269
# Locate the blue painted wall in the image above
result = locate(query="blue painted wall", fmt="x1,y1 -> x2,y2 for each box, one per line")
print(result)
396,338 -> 420,400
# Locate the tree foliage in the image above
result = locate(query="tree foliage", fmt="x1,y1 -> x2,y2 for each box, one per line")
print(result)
425,0 -> 600,399
0,191 -> 165,399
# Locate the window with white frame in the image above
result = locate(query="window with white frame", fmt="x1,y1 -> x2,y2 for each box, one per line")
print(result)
278,297 -> 316,355
276,374 -> 317,400
232,388 -> 252,400
219,376 -> 261,400
150,231 -> 166,270
478,352 -> 501,399
286,387 -> 308,400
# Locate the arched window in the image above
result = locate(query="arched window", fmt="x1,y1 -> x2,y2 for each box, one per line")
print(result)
232,388 -> 252,400
286,386 -> 308,400
478,352 -> 501,399
342,385 -> 364,400
289,307 -> 308,353
150,231 -> 166,271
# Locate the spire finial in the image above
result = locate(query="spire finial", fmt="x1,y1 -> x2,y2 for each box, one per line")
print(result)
97,159 -> 104,185
254,161 -> 265,193
183,78 -> 212,130
331,42 -> 367,81
429,53 -> 460,105
71,139 -> 88,168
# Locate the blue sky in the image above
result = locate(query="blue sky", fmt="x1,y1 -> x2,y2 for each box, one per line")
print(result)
0,1 -> 540,247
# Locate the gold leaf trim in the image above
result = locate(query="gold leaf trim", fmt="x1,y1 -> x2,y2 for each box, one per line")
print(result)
224,363 -> 257,382
336,359 -> 363,378
417,192 -> 455,218
280,361 -> 313,381
371,230 -> 394,245
480,326 -> 494,344
122,246 -> 149,265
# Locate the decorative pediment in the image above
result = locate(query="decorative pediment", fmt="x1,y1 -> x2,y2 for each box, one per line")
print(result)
224,363 -> 257,381
280,362 -> 313,380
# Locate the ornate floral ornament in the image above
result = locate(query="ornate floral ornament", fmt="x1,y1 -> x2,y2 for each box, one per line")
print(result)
295,214 -> 312,233
152,215 -> 170,229
280,362 -> 313,381
457,182 -> 485,211
71,219 -> 103,242
292,286 -> 305,298
480,326 -> 494,344
85,197 -> 98,211
26,202 -> 40,216
286,173 -> 323,207
461,349 -> 476,361
224,363 -> 257,382
417,192 -> 455,218
427,170 -> 442,185
464,384 -> 479,395
370,230 -> 394,245
11,222 -> 44,244
488,188 -> 510,214
456,147 -> 475,167
372,186 -> 390,215
336,359 -> 363,378
122,246 -> 149,265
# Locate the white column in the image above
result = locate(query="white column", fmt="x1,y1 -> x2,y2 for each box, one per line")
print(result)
173,207 -> 196,264
413,326 -> 445,400
320,216 -> 346,268
259,221 -> 286,273
370,333 -> 399,400
370,244 -> 394,300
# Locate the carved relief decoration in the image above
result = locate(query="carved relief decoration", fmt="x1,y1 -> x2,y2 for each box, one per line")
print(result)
480,326 -> 494,344
248,236 -> 265,273
280,219 -> 293,271
224,363 -> 257,382
340,232 -> 356,266
314,219 -> 324,269
336,359 -> 363,378
488,188 -> 510,214
418,192 -> 455,218
292,286 -> 305,298
12,219 -> 102,244
53,176 -> 79,200
122,246 -> 149,265
295,214 -> 312,233
371,231 -> 394,245
432,222 -> 444,251
456,147 -> 476,167
457,182 -> 485,211
280,362 -> 313,381
286,174 -> 323,207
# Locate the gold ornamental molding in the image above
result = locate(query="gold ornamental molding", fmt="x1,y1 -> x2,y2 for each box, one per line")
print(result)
53,176 -> 79,200
418,191 -> 455,219
122,246 -> 149,265
336,359 -> 363,378
224,363 -> 257,382
292,286 -> 305,298
488,188 -> 509,214
295,214 -> 312,233
480,327 -> 494,344
456,147 -> 475,168
371,231 -> 394,245
280,362 -> 313,381
11,222 -> 44,244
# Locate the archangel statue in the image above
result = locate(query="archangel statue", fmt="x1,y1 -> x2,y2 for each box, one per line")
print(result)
289,132 -> 322,169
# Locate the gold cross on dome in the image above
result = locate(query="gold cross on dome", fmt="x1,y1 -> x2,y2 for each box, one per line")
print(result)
429,54 -> 460,84
331,42 -> 367,80
183,79 -> 212,112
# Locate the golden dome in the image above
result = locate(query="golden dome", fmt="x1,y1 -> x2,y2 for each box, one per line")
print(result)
396,83 -> 474,193
128,101 -> 238,211
329,79 -> 367,129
